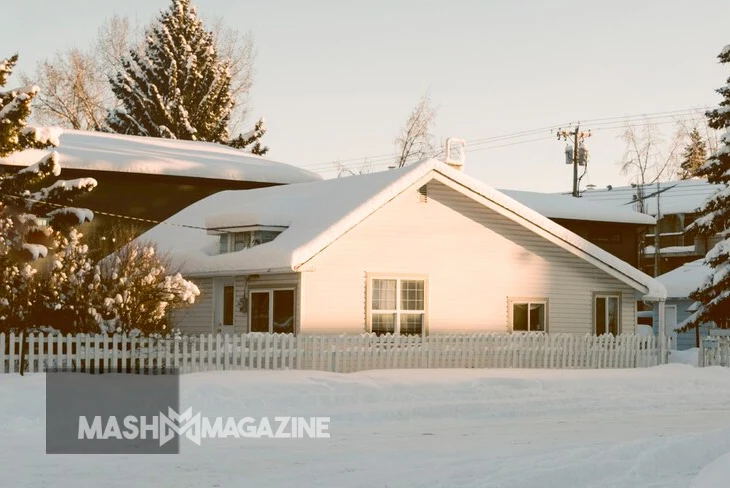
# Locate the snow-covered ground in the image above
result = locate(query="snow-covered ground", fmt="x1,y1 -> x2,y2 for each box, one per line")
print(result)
2,365 -> 730,487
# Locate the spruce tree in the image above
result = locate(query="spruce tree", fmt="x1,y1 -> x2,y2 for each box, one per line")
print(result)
0,54 -> 97,332
678,127 -> 708,179
687,45 -> 730,329
107,0 -> 267,153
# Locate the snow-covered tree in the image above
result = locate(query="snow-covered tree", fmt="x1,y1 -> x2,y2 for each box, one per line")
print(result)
106,0 -> 267,153
95,242 -> 200,335
686,45 -> 730,329
228,117 -> 268,155
678,127 -> 708,180
40,229 -> 102,333
0,54 -> 97,332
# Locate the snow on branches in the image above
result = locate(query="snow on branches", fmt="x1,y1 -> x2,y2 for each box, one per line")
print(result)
686,46 -> 730,329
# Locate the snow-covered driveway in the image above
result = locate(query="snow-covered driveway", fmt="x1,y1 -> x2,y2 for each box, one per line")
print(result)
2,365 -> 730,487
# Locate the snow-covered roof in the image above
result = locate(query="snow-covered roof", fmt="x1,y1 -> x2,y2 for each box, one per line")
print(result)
579,179 -> 724,216
139,160 -> 666,300
656,259 -> 711,299
0,129 -> 321,185
502,189 -> 655,225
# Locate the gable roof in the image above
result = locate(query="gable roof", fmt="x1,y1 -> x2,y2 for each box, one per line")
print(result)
579,179 -> 724,216
656,259 -> 711,299
0,129 -> 321,185
502,189 -> 655,225
139,159 -> 666,300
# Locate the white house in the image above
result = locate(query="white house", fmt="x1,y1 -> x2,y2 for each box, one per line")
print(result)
139,159 -> 666,336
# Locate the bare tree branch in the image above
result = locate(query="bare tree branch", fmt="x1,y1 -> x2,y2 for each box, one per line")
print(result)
394,92 -> 436,168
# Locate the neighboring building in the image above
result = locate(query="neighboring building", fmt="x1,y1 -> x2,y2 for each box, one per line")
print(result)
655,259 -> 713,350
138,159 -> 666,336
503,190 -> 655,267
0,130 -> 321,236
581,180 -> 723,276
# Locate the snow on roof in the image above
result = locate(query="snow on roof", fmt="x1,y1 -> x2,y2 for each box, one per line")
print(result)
579,179 -> 724,216
139,160 -> 666,300
502,189 -> 655,225
0,129 -> 321,185
656,259 -> 711,299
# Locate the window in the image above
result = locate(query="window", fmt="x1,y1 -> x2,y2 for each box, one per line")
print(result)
249,289 -> 295,334
509,299 -> 547,332
222,285 -> 234,326
595,294 -> 621,335
369,278 -> 426,336
219,229 -> 284,253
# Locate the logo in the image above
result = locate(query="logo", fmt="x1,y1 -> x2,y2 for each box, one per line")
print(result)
78,408 -> 331,446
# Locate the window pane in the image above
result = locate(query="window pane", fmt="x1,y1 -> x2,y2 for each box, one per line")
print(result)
219,234 -> 229,254
372,279 -> 396,310
608,297 -> 619,335
223,285 -> 234,326
273,290 -> 295,334
234,232 -> 249,251
513,303 -> 528,331
372,313 -> 395,335
529,303 -> 545,332
400,313 -> 423,335
596,297 -> 606,335
250,292 -> 270,333
401,280 -> 424,311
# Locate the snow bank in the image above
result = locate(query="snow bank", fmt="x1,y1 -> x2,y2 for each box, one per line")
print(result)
3,366 -> 730,487
690,451 -> 730,488
670,348 -> 699,366
0,129 -> 321,185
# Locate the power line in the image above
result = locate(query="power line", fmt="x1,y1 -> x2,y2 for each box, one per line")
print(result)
4,193 -> 208,231
299,107 -> 712,174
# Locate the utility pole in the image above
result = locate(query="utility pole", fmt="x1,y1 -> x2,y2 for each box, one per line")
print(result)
557,125 -> 592,197
654,180 -> 661,277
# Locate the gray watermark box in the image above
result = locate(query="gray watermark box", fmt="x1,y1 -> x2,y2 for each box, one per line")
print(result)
46,371 -> 180,454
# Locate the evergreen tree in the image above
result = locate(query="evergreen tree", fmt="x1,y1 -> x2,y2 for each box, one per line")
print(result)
228,117 -> 268,155
106,0 -> 267,153
678,127 -> 708,179
686,45 -> 730,329
0,54 -> 97,332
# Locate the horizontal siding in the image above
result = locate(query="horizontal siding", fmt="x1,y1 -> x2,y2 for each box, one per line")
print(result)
302,179 -> 637,335
171,278 -> 213,335
173,273 -> 299,334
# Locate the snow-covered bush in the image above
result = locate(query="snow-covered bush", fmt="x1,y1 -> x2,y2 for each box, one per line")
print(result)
94,242 -> 200,335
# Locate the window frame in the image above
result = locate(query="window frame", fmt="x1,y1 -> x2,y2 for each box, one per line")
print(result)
248,287 -> 297,334
508,297 -> 549,333
366,274 -> 429,336
593,292 -> 622,336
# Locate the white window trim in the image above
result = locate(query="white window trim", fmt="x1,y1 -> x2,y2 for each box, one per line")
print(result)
593,292 -> 622,336
248,287 -> 297,334
366,274 -> 429,336
508,297 -> 549,333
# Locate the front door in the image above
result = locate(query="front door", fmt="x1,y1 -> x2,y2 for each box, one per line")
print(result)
666,305 -> 678,350
214,278 -> 236,336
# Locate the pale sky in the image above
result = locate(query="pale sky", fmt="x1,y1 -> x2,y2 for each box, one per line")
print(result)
3,0 -> 730,192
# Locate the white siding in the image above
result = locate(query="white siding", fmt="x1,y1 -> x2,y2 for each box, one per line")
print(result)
301,180 -> 637,335
171,278 -> 214,334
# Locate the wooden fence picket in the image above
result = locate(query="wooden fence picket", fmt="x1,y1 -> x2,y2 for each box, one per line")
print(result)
0,330 -> 676,374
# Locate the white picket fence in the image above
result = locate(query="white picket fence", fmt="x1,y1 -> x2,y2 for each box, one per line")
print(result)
699,334 -> 730,367
0,332 -> 664,374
